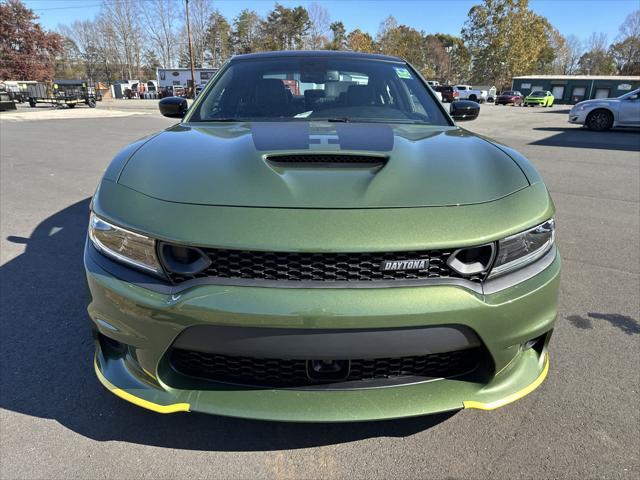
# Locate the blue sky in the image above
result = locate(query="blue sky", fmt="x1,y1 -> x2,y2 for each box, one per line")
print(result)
25,0 -> 638,44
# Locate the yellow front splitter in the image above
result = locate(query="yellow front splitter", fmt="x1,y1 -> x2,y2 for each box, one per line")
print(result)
94,360 -> 190,414
463,354 -> 549,411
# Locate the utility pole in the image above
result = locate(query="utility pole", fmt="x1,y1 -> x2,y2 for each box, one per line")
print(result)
185,0 -> 196,99
445,46 -> 452,85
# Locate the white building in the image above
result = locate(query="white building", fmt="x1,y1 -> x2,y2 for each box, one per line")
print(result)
156,68 -> 218,89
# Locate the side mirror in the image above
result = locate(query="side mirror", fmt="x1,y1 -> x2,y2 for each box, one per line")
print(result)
159,96 -> 188,118
450,100 -> 480,121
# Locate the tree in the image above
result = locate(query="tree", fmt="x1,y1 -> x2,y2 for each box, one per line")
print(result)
376,17 -> 423,64
610,37 -> 640,74
141,49 -> 162,79
376,15 -> 398,53
462,0 -> 553,87
430,34 -> 470,83
101,0 -> 143,79
94,15 -> 122,82
610,10 -> 640,74
578,32 -> 616,75
141,0 -> 179,69
232,9 -> 261,54
260,4 -> 310,51
534,20 -> 562,74
206,10 -> 231,68
182,0 -> 213,67
0,0 -> 63,81
555,34 -> 583,75
54,36 -> 85,79
347,29 -> 375,53
58,20 -> 102,80
306,3 -> 330,49
326,21 -> 347,50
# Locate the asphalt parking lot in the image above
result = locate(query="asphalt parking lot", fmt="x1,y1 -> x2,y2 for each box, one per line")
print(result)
1,100 -> 638,479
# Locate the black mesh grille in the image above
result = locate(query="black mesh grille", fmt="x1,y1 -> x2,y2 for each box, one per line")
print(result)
169,348 -> 482,388
266,154 -> 387,165
163,248 -> 485,284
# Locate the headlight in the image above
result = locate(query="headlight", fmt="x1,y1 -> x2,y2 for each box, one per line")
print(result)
488,219 -> 555,278
88,212 -> 164,275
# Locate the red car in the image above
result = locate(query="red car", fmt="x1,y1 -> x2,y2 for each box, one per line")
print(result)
496,90 -> 523,105
435,85 -> 459,103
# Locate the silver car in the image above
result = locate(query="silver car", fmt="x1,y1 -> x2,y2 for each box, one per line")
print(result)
569,88 -> 640,131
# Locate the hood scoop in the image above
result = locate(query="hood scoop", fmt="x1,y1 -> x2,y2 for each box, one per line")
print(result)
266,153 -> 388,168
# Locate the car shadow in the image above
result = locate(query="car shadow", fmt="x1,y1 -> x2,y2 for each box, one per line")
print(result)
534,108 -> 571,114
531,126 -> 640,152
0,198 -> 455,451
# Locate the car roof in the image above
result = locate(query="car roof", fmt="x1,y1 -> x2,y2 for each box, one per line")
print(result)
230,50 -> 404,63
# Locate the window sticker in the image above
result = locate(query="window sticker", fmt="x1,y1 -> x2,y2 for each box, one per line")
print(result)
394,67 -> 413,79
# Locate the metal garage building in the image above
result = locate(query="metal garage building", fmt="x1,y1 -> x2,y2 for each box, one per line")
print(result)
511,75 -> 640,104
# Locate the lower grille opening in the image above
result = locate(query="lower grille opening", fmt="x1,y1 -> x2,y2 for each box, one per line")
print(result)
169,348 -> 483,388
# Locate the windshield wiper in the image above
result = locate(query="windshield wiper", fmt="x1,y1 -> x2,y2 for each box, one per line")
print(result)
208,118 -> 242,122
325,117 -> 351,123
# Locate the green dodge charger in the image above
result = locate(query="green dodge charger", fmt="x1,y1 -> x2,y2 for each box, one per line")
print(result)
85,51 -> 560,421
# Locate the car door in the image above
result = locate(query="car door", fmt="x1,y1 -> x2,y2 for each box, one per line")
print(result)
618,92 -> 640,125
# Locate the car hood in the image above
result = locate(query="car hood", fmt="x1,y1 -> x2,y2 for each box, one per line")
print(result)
117,122 -> 530,209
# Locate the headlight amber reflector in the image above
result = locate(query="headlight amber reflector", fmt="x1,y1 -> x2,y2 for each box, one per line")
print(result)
88,212 -> 163,275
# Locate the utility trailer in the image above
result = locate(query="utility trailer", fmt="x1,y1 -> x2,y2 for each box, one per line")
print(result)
0,91 -> 17,111
27,80 -> 100,108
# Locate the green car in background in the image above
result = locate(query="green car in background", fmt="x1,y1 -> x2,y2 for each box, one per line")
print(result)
85,51 -> 560,421
524,90 -> 555,107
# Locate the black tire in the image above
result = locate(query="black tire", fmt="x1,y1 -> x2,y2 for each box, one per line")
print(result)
586,109 -> 614,131
87,98 -> 96,108
29,98 -> 36,108
469,94 -> 477,102
67,104 -> 76,108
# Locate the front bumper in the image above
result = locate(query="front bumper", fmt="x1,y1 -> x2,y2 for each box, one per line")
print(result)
568,109 -> 588,124
86,241 -> 560,421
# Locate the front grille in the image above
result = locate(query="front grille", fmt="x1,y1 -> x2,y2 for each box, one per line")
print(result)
163,248 -> 485,284
169,348 -> 482,388
266,154 -> 387,166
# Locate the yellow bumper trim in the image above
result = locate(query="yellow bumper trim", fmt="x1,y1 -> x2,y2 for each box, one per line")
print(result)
463,354 -> 549,411
94,361 -> 190,414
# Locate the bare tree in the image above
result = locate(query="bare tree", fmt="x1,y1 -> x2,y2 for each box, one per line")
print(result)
563,35 -> 583,74
182,0 -> 212,67
94,15 -> 124,81
579,32 -> 615,75
101,0 -> 143,78
617,9 -> 640,42
306,3 -> 330,49
142,0 -> 179,69
59,20 -> 101,80
610,9 -> 640,74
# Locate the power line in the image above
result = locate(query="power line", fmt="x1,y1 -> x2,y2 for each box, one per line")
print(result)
31,0 -> 156,11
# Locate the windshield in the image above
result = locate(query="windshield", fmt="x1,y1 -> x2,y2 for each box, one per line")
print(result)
530,91 -> 546,97
188,57 -> 448,125
501,91 -> 516,96
619,88 -> 640,99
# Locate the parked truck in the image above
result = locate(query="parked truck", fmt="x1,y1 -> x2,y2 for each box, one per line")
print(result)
453,85 -> 487,103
